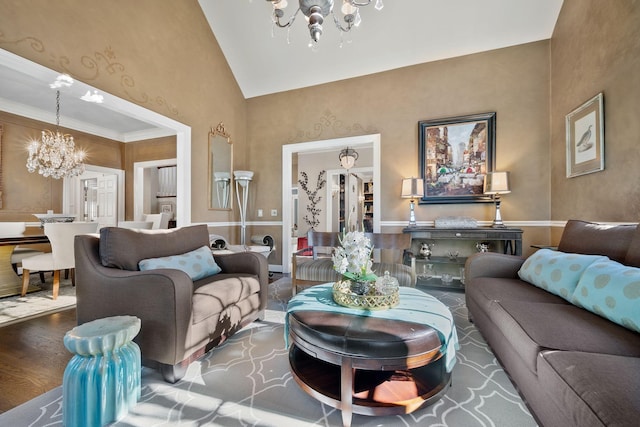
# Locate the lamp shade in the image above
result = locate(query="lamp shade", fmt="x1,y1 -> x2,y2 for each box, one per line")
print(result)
401,178 -> 424,198
484,171 -> 511,195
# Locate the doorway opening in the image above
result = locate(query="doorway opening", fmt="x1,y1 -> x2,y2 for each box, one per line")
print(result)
281,134 -> 381,274
133,159 -> 177,222
63,164 -> 125,228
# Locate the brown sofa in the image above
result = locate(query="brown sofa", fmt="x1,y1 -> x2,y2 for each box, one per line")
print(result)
74,224 -> 268,383
465,220 -> 640,427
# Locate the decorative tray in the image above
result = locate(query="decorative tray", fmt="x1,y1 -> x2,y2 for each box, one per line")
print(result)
332,280 -> 399,310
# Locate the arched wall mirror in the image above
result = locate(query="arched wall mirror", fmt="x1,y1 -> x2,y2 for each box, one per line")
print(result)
208,122 -> 233,210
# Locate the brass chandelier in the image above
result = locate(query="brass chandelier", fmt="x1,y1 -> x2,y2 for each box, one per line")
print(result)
268,0 -> 384,44
26,89 -> 86,179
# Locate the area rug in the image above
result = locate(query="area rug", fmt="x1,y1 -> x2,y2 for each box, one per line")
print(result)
0,278 -> 537,426
0,278 -> 75,327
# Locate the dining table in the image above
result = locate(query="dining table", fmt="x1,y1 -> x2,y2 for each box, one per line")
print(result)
0,230 -> 50,298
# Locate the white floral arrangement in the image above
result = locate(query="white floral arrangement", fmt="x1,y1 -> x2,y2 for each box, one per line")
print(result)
331,230 -> 399,308
332,230 -> 377,285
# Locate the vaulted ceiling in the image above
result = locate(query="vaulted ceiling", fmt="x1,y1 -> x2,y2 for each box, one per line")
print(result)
200,0 -> 564,98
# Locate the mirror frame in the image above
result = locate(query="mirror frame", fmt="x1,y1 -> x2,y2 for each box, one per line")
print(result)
208,122 -> 233,210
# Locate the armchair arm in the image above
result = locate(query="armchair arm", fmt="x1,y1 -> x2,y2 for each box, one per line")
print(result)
464,252 -> 525,282
293,246 -> 312,256
75,235 -> 194,365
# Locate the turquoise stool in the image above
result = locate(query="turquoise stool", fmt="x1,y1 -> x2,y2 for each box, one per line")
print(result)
63,316 -> 141,427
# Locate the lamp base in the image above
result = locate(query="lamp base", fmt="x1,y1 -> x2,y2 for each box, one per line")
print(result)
491,196 -> 506,228
407,199 -> 417,227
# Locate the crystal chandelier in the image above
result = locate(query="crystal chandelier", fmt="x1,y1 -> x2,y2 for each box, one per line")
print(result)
26,90 -> 86,179
268,0 -> 384,44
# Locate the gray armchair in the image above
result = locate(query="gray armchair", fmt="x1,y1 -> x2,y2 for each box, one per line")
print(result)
74,224 -> 268,383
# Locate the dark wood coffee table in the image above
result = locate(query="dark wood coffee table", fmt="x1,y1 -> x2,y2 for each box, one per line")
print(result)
288,310 -> 452,427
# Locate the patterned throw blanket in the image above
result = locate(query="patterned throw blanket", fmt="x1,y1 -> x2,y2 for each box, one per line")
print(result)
285,283 -> 459,372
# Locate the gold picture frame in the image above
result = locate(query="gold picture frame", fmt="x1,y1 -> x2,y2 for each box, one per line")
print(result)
566,93 -> 604,178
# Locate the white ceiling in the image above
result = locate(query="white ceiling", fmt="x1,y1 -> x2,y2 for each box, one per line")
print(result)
0,1 -> 563,137
199,0 -> 564,98
0,49 -> 175,142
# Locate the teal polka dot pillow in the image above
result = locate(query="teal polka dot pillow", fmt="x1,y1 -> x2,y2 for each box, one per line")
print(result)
572,260 -> 640,333
518,249 -> 608,301
139,245 -> 222,280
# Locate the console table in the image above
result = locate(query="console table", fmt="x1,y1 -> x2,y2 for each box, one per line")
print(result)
403,227 -> 523,290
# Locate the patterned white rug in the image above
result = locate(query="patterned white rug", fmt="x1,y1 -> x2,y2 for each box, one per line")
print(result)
0,279 -> 75,327
0,278 -> 537,426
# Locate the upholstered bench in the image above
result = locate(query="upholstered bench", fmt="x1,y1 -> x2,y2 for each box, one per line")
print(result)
286,284 -> 456,427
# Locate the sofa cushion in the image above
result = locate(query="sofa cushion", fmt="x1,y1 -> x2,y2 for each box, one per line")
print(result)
557,220 -> 636,263
517,249 -> 607,301
572,260 -> 640,333
488,300 -> 640,374
139,245 -> 221,281
100,225 -> 210,270
538,351 -> 640,427
467,276 -> 568,316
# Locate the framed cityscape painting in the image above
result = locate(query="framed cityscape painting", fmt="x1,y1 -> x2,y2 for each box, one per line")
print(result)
566,93 -> 604,178
418,112 -> 496,204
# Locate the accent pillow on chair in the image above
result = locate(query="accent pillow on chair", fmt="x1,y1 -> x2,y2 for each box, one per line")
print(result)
139,245 -> 221,280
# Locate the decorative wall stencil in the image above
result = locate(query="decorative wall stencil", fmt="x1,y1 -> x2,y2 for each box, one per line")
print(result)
0,34 -> 180,117
298,170 -> 326,231
287,110 -> 377,143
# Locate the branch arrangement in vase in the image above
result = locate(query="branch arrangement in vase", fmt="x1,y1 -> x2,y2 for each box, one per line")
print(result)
299,170 -> 326,231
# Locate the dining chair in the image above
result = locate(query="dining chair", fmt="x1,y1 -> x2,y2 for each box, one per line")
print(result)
20,222 -> 99,299
0,222 -> 46,277
142,213 -> 171,229
117,221 -> 154,230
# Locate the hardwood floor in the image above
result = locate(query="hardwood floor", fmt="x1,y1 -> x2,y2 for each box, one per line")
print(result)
0,308 -> 76,413
0,273 -> 284,414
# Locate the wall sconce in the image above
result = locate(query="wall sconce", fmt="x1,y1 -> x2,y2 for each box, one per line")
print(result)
484,171 -> 511,228
401,177 -> 424,227
339,147 -> 358,169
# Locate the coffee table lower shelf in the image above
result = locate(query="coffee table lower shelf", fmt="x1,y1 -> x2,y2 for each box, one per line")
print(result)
289,345 -> 451,419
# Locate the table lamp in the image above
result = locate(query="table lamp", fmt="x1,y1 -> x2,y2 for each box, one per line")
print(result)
401,177 -> 424,227
484,171 -> 511,228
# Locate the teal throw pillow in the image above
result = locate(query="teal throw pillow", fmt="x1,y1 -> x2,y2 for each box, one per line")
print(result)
139,245 -> 221,280
518,249 -> 608,301
572,260 -> 640,333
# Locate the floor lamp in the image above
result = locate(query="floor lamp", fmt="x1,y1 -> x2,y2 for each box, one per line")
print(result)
484,171 -> 511,228
234,170 -> 253,245
401,177 -> 424,227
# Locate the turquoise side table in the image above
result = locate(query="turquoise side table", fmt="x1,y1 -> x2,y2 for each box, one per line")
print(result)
63,316 -> 142,427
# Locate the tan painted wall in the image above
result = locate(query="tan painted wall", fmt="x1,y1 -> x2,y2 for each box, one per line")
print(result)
248,41 -> 552,254
3,0 -> 638,264
0,0 -> 247,227
550,0 -> 640,222
0,111 -> 122,221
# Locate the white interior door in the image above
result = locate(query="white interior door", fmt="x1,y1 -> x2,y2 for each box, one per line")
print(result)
97,174 -> 118,228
